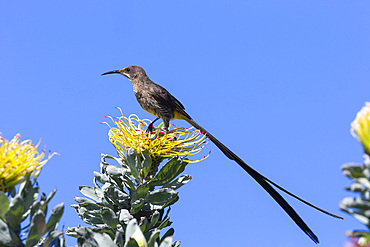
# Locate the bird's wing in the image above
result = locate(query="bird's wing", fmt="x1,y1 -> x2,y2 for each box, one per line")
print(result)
151,83 -> 192,120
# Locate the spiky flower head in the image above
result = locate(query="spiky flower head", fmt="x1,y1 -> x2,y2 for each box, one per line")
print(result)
0,134 -> 55,192
103,108 -> 210,165
351,102 -> 370,155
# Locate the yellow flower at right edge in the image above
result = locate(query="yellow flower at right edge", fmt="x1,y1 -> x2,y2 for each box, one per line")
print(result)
351,102 -> 370,155
0,134 -> 56,192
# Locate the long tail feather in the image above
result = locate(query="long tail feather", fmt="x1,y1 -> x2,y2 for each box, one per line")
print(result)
186,118 -> 321,243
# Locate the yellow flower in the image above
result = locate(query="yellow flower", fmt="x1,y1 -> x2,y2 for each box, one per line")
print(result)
0,134 -> 55,192
103,107 -> 210,163
351,102 -> 370,154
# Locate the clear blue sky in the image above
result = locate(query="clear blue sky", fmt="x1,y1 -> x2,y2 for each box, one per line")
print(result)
1,1 -> 370,246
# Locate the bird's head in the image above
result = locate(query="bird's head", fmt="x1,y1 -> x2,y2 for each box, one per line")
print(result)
102,66 -> 146,80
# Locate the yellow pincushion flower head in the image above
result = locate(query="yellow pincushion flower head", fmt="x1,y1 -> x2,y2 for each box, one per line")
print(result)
0,134 -> 56,192
351,102 -> 370,155
103,107 -> 210,165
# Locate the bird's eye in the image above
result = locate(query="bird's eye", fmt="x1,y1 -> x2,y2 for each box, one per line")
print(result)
126,68 -> 130,72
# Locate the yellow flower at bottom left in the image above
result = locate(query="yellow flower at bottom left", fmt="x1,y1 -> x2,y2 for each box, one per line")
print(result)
0,134 -> 55,192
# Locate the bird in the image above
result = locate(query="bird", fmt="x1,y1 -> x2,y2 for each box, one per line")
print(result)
102,65 -> 342,244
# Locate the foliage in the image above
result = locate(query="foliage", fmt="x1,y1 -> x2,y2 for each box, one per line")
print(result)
66,148 -> 189,246
341,102 -> 370,246
0,177 -> 64,247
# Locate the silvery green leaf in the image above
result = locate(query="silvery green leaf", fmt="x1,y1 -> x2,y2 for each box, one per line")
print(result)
341,163 -> 365,178
123,176 -> 136,191
125,219 -> 146,247
130,198 -> 144,214
115,231 -> 124,246
82,214 -> 104,225
79,186 -> 102,202
358,178 -> 370,189
148,158 -> 187,187
172,241 -> 181,247
141,150 -> 152,179
80,203 -> 102,216
5,194 -> 24,230
146,188 -> 178,207
119,209 -> 133,225
94,171 -> 110,184
139,217 -> 149,233
102,207 -> 119,227
163,175 -> 191,191
0,218 -> 22,246
105,186 -> 130,205
157,216 -> 172,230
26,210 -> 46,246
46,203 -> 64,232
147,229 -> 160,247
132,184 -> 149,202
125,238 -> 140,247
93,232 -> 117,247
106,154 -> 130,170
148,211 -> 160,228
74,197 -> 95,204
161,228 -> 174,242
159,236 -> 173,247
0,192 -> 9,216
42,230 -> 63,246
22,185 -> 39,220
106,165 -> 125,177
45,188 -> 57,205
126,148 -> 141,181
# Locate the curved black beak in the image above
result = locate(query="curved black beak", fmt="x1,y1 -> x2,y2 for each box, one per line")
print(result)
101,70 -> 120,76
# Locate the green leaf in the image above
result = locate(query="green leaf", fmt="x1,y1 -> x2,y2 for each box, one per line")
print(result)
146,188 -> 178,207
172,241 -> 181,247
148,158 -> 187,187
42,230 -> 63,246
123,176 -> 136,191
74,197 -> 95,204
94,171 -> 110,184
161,228 -> 174,241
125,219 -> 146,247
130,198 -> 144,214
0,191 -> 9,216
105,186 -> 130,206
93,232 -> 117,247
141,150 -> 152,179
102,207 -> 119,227
147,229 -> 160,247
82,214 -> 104,225
148,211 -> 160,229
5,194 -> 24,230
105,154 -> 130,170
126,148 -> 141,181
79,186 -> 102,202
139,217 -> 149,233
26,210 -> 46,247
46,203 -> 64,232
115,231 -> 124,246
163,175 -> 191,190
119,209 -> 133,225
125,238 -> 140,247
132,184 -> 149,202
81,203 -> 102,216
106,165 -> 126,177
341,164 -> 365,178
22,184 -> 39,220
159,236 -> 173,247
157,216 -> 172,230
0,218 -> 23,246
45,188 -> 57,205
